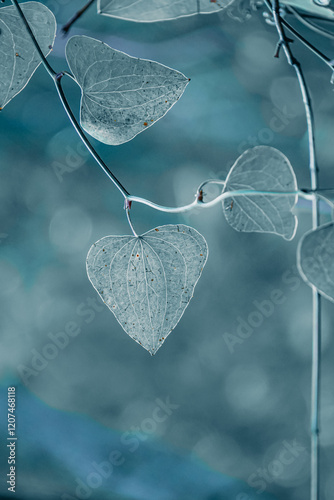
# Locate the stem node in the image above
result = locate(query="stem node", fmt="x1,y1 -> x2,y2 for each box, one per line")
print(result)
196,190 -> 204,203
124,199 -> 132,210
55,72 -> 64,82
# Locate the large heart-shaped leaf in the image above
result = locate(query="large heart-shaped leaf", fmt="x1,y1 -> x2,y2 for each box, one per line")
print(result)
297,222 -> 334,302
65,36 -> 189,145
98,0 -> 234,22
222,146 -> 298,240
86,225 -> 208,355
0,2 -> 56,110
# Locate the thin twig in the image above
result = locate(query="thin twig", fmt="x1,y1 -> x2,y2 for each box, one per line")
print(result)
266,2 -> 321,499
197,179 -> 226,192
61,0 -> 96,35
280,18 -> 333,70
288,6 -> 334,40
62,71 -> 77,83
125,205 -> 138,237
303,13 -> 334,23
264,1 -> 333,70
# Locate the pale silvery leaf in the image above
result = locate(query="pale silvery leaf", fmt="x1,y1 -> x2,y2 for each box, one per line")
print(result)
297,222 -> 334,302
86,224 -> 208,355
98,0 -> 234,22
282,1 -> 334,20
65,36 -> 189,145
0,2 -> 56,109
223,146 -> 298,240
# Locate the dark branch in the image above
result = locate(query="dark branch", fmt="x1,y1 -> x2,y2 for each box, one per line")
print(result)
61,0 -> 96,36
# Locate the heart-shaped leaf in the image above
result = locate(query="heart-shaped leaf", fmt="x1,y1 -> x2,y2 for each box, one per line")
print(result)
0,2 -> 56,110
297,222 -> 334,302
65,35 -> 190,145
86,224 -> 208,355
98,0 -> 233,22
222,146 -> 298,240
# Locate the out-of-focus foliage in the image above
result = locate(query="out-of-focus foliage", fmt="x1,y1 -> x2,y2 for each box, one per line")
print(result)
98,0 -> 234,22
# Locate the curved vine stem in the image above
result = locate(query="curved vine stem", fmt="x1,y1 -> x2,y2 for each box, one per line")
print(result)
265,2 -> 322,499
128,187 -> 317,213
125,206 -> 138,237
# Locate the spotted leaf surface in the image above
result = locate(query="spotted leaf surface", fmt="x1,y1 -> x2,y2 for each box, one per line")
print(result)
86,225 -> 208,355
297,222 -> 334,302
65,36 -> 189,145
0,2 -> 56,109
223,146 -> 298,240
98,0 -> 234,22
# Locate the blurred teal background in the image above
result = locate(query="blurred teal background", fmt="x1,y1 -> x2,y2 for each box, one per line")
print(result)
1,1 -> 334,499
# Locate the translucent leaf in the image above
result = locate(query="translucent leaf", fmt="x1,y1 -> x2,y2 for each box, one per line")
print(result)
282,1 -> 334,20
98,0 -> 234,22
0,2 -> 56,109
86,224 -> 208,355
65,36 -> 189,145
222,146 -> 298,240
297,222 -> 334,302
